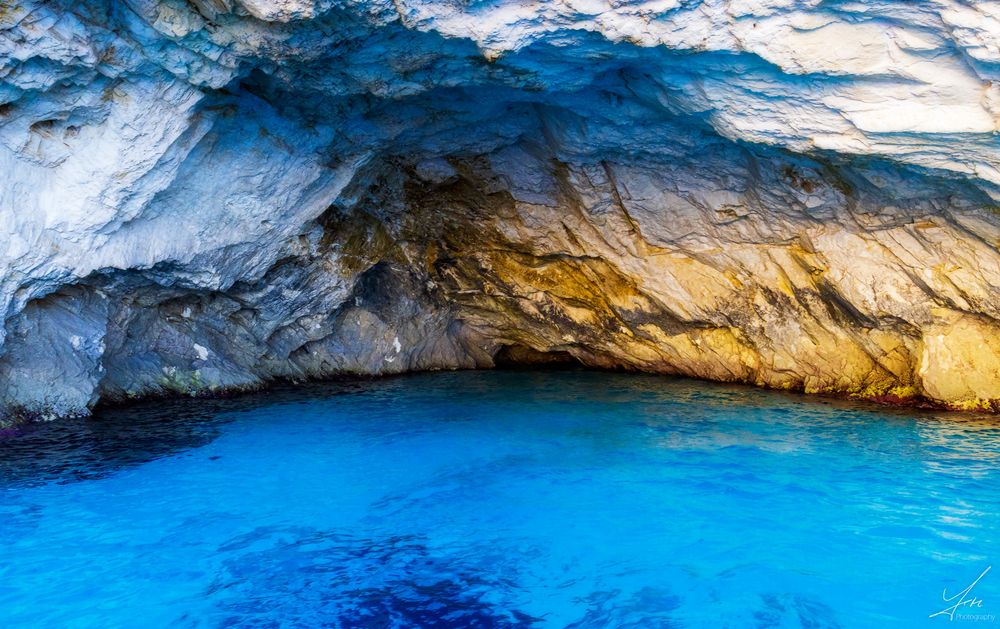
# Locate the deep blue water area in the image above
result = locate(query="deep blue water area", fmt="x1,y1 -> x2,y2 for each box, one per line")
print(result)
1,370 -> 999,627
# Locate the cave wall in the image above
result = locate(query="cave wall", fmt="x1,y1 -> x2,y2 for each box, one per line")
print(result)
1,0 -> 999,419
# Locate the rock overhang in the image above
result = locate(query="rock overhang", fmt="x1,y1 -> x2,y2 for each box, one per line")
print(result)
1,0 -> 999,420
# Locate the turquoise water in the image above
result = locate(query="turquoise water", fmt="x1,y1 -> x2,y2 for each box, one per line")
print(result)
1,370 -> 999,627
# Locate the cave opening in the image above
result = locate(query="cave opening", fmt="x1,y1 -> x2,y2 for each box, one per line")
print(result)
491,344 -> 582,370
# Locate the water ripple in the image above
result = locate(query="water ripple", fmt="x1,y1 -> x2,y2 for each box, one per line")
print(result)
0,370 -> 998,627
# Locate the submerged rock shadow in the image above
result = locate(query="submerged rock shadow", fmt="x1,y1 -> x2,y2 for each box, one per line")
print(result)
209,527 -> 542,628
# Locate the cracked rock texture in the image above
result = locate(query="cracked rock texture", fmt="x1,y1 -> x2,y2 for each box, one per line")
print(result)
2,0 -> 1000,420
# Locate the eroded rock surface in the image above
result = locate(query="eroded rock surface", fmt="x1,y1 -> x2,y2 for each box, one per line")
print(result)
2,0 -> 999,420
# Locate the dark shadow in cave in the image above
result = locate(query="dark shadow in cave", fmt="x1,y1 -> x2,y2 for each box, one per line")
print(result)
492,344 -> 582,370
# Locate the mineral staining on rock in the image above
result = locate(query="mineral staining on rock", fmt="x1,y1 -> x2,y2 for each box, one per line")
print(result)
1,0 -> 999,420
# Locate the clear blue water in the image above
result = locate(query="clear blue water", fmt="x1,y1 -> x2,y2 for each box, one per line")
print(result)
1,370 -> 999,628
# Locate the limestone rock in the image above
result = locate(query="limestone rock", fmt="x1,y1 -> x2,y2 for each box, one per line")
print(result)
1,0 -> 999,420
919,312 -> 1000,410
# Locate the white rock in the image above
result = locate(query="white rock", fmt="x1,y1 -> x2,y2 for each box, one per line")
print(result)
1,0 -> 999,418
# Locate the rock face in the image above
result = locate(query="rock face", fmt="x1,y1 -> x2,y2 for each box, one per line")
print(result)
1,0 -> 999,420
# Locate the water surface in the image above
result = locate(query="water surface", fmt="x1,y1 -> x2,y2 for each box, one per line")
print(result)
1,371 -> 998,627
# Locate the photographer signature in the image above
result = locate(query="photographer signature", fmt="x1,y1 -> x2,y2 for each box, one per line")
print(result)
930,566 -> 992,621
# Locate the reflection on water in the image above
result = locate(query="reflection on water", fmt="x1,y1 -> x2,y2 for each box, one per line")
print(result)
0,380 -> 375,487
0,370 -> 998,627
